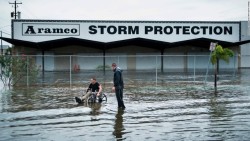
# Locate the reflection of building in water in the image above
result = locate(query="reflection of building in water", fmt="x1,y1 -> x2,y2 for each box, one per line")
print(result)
113,109 -> 125,140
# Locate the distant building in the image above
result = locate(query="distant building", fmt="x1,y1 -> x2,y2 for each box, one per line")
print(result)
1,19 -> 250,71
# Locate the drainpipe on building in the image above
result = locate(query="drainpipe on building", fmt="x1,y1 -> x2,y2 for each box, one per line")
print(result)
1,31 -> 2,55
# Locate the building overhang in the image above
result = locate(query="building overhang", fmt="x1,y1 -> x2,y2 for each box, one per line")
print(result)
1,37 -> 250,51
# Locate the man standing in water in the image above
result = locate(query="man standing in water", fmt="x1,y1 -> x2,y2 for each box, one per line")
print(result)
112,63 -> 126,109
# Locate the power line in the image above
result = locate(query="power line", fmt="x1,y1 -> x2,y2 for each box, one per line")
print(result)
0,25 -> 11,30
0,31 -> 11,36
9,0 -> 22,19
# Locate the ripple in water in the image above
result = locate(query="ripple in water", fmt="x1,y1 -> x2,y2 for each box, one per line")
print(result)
0,83 -> 250,140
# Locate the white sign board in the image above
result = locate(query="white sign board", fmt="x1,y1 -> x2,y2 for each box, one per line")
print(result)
209,42 -> 217,51
12,20 -> 240,42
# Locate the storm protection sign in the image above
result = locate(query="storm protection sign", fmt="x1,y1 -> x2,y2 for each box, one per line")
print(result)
14,20 -> 240,42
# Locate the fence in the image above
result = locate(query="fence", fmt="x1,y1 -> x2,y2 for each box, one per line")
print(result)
1,54 -> 249,88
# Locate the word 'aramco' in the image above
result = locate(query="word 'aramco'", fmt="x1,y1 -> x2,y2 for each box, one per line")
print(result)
24,26 -> 78,34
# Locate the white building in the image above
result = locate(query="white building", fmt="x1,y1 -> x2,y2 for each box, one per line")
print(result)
1,19 -> 250,71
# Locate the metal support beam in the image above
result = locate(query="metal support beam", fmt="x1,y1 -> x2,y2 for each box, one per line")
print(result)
161,49 -> 164,73
103,49 -> 106,74
42,50 -> 45,77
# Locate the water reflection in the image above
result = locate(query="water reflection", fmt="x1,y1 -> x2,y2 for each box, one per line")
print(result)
88,103 -> 102,121
209,94 -> 228,118
113,108 -> 125,140
207,90 -> 234,140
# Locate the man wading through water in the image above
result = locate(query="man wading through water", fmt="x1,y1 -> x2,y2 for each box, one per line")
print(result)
112,63 -> 126,109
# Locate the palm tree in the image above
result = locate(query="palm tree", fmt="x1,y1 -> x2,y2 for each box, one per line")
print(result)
210,44 -> 234,91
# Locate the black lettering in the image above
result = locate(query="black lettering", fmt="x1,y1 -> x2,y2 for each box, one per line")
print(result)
163,26 -> 173,34
145,26 -> 153,34
200,26 -> 208,34
64,28 -> 70,33
214,26 -> 223,35
191,26 -> 200,35
71,28 -> 77,34
25,26 -> 36,34
52,28 -> 63,33
107,26 -> 117,34
183,26 -> 190,34
209,26 -> 213,35
224,26 -> 232,34
98,26 -> 106,34
89,25 -> 97,34
128,26 -> 139,34
118,26 -> 127,34
38,28 -> 43,33
154,26 -> 163,34
44,28 -> 51,33
173,26 -> 182,34
25,26 -> 79,35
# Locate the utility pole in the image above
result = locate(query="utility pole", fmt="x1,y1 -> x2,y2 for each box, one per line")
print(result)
9,0 -> 22,19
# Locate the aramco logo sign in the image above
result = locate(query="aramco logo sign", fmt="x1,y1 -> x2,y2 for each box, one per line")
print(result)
22,23 -> 80,36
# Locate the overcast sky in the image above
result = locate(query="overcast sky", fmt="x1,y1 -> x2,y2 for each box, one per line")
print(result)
0,0 -> 249,39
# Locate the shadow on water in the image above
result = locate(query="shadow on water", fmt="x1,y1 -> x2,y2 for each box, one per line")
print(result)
113,108 -> 125,140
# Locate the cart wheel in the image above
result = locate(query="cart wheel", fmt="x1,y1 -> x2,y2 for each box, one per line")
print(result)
87,96 -> 94,103
102,93 -> 107,102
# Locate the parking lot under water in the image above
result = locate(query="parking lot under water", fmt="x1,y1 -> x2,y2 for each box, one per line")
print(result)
0,69 -> 250,141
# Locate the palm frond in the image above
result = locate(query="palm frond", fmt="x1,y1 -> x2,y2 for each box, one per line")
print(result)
210,44 -> 234,65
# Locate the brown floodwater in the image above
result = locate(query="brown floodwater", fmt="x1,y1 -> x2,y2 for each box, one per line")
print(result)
0,69 -> 250,141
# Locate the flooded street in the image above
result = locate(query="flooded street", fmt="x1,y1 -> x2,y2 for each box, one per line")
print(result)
1,70 -> 250,141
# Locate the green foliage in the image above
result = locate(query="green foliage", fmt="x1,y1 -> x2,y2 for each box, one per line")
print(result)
210,45 -> 234,65
0,55 -> 39,86
96,65 -> 111,71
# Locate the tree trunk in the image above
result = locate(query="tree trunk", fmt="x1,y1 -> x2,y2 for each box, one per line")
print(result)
217,59 -> 219,74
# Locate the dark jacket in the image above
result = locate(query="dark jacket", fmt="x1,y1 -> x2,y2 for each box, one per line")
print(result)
113,67 -> 124,89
